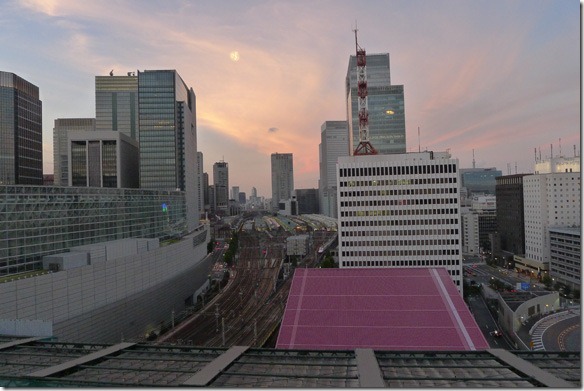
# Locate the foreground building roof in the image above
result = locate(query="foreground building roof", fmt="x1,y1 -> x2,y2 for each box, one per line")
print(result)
276,268 -> 488,351
0,337 -> 578,387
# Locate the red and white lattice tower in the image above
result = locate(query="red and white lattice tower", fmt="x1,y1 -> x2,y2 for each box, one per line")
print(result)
352,28 -> 377,155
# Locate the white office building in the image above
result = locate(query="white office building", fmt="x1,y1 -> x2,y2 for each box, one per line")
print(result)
524,172 -> 580,265
319,121 -> 349,218
337,151 -> 463,292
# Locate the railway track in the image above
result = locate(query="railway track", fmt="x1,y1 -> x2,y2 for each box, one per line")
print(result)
157,218 -> 337,348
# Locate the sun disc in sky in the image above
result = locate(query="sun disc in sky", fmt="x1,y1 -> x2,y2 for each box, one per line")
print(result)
230,51 -> 240,62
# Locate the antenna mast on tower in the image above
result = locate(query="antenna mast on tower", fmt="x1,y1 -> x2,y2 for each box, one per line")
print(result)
352,26 -> 377,156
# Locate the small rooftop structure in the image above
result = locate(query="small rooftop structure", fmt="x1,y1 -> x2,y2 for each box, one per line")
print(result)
276,268 -> 489,351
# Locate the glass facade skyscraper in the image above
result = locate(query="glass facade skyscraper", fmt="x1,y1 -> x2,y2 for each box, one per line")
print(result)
213,161 -> 229,214
319,121 -> 349,217
346,54 -> 406,155
0,72 -> 43,185
138,70 -> 198,231
95,75 -> 138,140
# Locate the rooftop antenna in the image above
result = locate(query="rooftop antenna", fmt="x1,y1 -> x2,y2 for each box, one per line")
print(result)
534,148 -> 537,163
550,143 -> 553,159
417,126 -> 421,153
515,162 -> 517,174
507,163 -> 511,175
559,137 -> 562,157
574,144 -> 577,157
351,23 -> 377,156
539,148 -> 541,162
472,149 -> 476,169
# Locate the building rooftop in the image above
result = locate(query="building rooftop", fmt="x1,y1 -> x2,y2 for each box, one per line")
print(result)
276,268 -> 488,351
0,337 -> 578,387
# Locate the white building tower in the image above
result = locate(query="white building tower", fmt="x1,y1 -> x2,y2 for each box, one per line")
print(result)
337,151 -> 463,292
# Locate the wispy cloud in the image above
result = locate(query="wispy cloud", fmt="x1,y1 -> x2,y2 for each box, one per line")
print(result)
7,0 -> 580,194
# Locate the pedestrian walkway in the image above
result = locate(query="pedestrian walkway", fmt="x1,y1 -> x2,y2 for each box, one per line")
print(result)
529,309 -> 580,351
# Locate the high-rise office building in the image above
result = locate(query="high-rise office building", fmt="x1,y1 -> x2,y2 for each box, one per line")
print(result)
345,54 -> 405,155
337,151 -> 463,292
68,131 -> 139,188
523,172 -> 580,265
53,118 -> 96,186
496,174 -> 529,256
0,72 -> 43,185
295,188 -> 319,215
95,74 -> 139,140
196,152 -> 205,219
319,121 -> 349,217
459,168 -> 502,196
138,70 -> 198,231
271,153 -> 294,210
231,186 -> 240,201
213,161 -> 229,214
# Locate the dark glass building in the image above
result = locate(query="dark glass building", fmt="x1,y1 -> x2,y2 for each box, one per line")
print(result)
495,174 -> 528,256
138,70 -> 198,231
346,54 -> 406,155
460,168 -> 502,195
295,188 -> 319,215
0,72 -> 43,185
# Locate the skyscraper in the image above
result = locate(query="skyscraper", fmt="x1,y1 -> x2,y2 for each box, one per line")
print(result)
213,161 -> 229,215
271,153 -> 294,210
53,118 -> 96,186
138,70 -> 198,230
319,121 -> 349,217
337,151 -> 463,292
345,54 -> 405,155
0,71 -> 43,185
68,131 -> 139,188
495,174 -> 529,256
95,74 -> 139,140
196,152 -> 205,220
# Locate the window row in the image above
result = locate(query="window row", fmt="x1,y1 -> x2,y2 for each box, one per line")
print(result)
341,257 -> 461,269
340,208 -> 459,217
341,198 -> 458,208
340,177 -> 457,188
342,230 -> 459,239
341,218 -> 459,227
341,187 -> 458,197
342,238 -> 459,247
340,163 -> 457,178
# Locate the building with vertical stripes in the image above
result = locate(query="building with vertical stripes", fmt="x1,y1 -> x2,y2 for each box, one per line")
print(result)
0,72 -> 43,185
337,151 -> 463,292
53,118 -> 96,186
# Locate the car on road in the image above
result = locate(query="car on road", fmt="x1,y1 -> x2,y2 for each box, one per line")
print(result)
490,330 -> 503,337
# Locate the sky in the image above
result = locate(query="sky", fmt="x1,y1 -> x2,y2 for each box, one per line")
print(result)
1,0 -> 580,198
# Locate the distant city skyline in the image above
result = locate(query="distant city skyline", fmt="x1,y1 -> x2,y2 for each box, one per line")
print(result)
2,0 -> 579,197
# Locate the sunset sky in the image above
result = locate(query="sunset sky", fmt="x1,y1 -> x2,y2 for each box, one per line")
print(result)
2,0 -> 579,198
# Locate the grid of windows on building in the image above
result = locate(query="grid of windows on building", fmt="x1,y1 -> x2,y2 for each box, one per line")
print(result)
53,118 -> 96,186
0,72 -> 43,185
549,227 -> 581,290
0,185 -> 186,277
346,54 -> 406,155
495,174 -> 528,256
337,153 -> 463,291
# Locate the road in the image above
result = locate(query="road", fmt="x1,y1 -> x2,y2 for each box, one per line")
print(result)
465,293 -> 513,349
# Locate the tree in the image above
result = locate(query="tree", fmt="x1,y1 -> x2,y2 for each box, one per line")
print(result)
320,253 -> 336,268
541,274 -> 552,289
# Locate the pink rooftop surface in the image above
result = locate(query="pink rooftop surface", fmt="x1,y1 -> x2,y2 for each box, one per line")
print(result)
276,267 -> 489,351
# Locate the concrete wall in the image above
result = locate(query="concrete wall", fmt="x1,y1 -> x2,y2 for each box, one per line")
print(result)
0,225 -> 210,343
